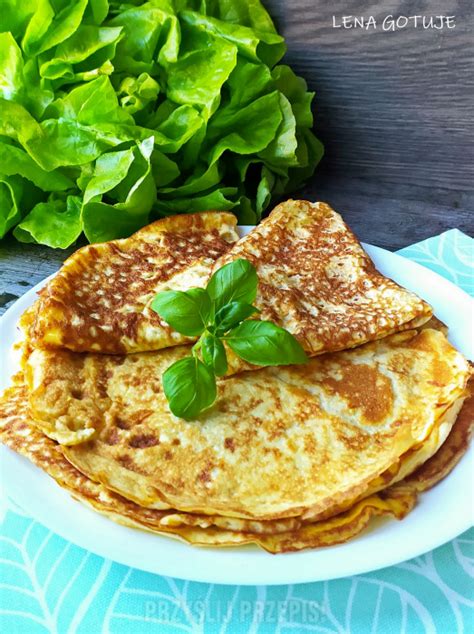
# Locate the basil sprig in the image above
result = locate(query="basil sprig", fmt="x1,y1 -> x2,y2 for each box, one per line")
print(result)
151,259 -> 307,419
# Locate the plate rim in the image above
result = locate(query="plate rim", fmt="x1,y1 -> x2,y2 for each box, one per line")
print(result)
1,241 -> 473,586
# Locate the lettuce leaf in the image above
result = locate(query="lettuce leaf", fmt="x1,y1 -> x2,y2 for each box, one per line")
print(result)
14,195 -> 83,247
0,32 -> 24,102
82,136 -> 156,242
0,0 -> 323,248
0,141 -> 75,191
0,175 -> 23,238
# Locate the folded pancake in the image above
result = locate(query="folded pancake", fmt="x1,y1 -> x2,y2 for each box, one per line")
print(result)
1,379 -> 472,553
151,375 -> 472,527
27,212 -> 239,354
216,200 -> 432,368
25,201 -> 431,362
25,328 -> 471,520
5,363 -> 465,534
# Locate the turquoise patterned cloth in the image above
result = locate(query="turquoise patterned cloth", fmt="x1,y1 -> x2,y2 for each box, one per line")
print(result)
1,229 -> 473,633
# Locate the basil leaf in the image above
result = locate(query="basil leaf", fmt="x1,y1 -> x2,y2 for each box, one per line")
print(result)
201,333 -> 228,376
226,320 -> 307,366
163,357 -> 216,420
151,288 -> 211,336
215,301 -> 260,333
207,258 -> 258,312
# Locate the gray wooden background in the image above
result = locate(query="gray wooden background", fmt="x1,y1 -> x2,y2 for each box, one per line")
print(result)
0,0 -> 472,315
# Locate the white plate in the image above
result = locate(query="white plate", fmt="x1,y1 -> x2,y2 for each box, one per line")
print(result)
1,238 -> 473,586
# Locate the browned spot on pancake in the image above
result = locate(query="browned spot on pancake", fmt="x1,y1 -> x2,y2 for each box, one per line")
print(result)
129,434 -> 160,449
115,417 -> 130,430
290,388 -> 323,423
128,410 -> 154,425
267,418 -> 287,440
303,433 -> 319,456
224,437 -> 235,452
118,454 -> 133,468
117,454 -> 144,474
105,428 -> 120,445
148,380 -> 162,394
95,374 -> 109,399
334,423 -> 372,452
198,464 -> 212,484
326,364 -> 393,423
164,450 -> 173,460
429,359 -> 455,387
172,438 -> 180,446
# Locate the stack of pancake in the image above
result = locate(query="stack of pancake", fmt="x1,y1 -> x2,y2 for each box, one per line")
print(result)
1,201 -> 472,553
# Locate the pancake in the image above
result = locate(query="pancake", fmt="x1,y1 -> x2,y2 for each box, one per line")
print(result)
2,374 -> 462,535
215,201 -> 432,365
1,380 -> 472,553
28,212 -> 239,354
5,364 -> 463,533
26,201 -> 431,364
25,328 -> 471,519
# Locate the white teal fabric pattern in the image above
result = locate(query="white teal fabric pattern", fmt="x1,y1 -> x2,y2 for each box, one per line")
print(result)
398,229 -> 473,296
1,230 -> 473,634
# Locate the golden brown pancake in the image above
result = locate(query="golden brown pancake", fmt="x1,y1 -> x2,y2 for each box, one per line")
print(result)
28,212 -> 239,353
25,328 -> 470,520
216,201 -> 432,367
26,201 -> 431,365
1,380 -> 471,553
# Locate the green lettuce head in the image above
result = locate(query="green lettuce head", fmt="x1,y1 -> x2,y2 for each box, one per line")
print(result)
0,0 -> 323,247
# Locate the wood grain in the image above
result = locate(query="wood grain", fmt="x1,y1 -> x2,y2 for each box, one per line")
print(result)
0,0 -> 472,313
265,0 -> 473,244
267,0 -> 474,188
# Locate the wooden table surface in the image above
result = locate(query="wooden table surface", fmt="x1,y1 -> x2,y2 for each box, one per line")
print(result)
0,0 -> 472,315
